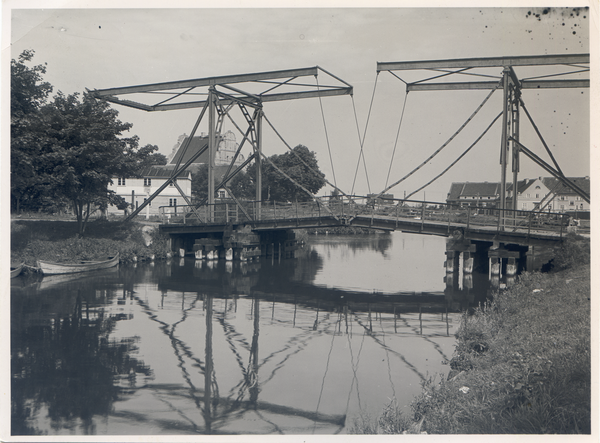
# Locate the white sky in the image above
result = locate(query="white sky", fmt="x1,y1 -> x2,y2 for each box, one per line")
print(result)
4,2 -> 595,202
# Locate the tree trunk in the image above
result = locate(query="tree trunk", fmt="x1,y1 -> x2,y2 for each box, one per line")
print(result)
81,202 -> 91,235
74,200 -> 84,236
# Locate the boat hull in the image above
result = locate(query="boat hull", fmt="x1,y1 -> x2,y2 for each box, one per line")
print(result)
37,254 -> 120,275
10,263 -> 24,278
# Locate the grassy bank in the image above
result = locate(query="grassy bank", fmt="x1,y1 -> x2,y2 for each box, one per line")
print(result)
11,219 -> 171,270
351,235 -> 591,434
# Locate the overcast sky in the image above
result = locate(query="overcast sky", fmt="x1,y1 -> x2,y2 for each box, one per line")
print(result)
5,2 -> 595,202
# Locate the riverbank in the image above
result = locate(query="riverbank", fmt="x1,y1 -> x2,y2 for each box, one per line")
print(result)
351,234 -> 591,434
11,219 -> 171,271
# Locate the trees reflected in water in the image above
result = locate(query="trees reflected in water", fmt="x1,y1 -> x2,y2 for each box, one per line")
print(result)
11,285 -> 151,435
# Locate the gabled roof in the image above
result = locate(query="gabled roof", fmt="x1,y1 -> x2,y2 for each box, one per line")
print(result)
139,165 -> 192,179
542,177 -> 590,196
507,179 -> 533,194
169,136 -> 211,166
447,182 -> 500,201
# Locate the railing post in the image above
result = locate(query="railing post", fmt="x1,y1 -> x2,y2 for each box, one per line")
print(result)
496,208 -> 501,233
396,203 -> 399,228
318,200 -> 321,225
421,204 -> 425,231
560,213 -> 564,239
225,203 -> 229,223
467,208 -> 470,234
527,214 -> 532,240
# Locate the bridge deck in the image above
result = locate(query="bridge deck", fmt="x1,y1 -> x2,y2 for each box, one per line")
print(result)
158,200 -> 585,246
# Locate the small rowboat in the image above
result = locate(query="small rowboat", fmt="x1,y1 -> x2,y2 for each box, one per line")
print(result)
37,253 -> 120,275
11,263 -> 24,278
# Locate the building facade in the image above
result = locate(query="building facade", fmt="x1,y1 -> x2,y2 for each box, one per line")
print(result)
107,167 -> 192,216
107,131 -> 246,216
446,176 -> 590,214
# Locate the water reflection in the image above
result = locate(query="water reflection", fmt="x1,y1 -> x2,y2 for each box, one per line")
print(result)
11,270 -> 152,435
12,232 -> 492,435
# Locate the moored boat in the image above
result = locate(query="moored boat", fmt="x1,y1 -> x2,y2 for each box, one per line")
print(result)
11,263 -> 24,278
37,253 -> 120,275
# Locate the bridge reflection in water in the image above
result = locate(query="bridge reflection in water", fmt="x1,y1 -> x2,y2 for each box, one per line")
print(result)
12,234 -> 496,435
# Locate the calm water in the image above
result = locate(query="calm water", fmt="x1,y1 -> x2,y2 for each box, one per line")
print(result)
11,231 -> 490,435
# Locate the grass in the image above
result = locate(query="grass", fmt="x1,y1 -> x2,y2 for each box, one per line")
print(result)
11,219 -> 171,269
351,235 -> 591,435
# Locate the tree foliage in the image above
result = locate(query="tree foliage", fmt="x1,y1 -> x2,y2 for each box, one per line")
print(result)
11,50 -> 54,213
40,91 -> 142,234
11,50 -> 164,234
191,145 -> 325,204
250,145 -> 326,202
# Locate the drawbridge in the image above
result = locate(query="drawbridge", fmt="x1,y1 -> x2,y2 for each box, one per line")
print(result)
90,54 -> 590,254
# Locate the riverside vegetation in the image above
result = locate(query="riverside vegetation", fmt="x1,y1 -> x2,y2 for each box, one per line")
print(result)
350,233 -> 591,434
11,219 -> 171,272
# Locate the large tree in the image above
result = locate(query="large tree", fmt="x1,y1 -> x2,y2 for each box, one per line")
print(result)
40,91 -> 142,234
191,145 -> 325,204
11,50 -> 53,213
11,50 -> 165,233
251,145 -> 326,202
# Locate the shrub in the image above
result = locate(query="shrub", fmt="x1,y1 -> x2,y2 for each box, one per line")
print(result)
553,233 -> 590,270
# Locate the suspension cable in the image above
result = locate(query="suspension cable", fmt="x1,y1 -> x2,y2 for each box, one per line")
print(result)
404,111 -> 502,200
257,150 -> 339,219
262,113 -> 356,204
519,97 -> 563,175
316,75 -> 337,187
373,81 -> 502,200
351,73 -> 379,195
385,87 -> 409,189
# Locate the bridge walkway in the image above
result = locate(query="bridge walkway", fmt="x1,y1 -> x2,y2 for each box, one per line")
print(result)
158,197 -> 587,246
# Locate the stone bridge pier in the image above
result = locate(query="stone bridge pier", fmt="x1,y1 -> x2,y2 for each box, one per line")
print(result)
444,231 -> 554,286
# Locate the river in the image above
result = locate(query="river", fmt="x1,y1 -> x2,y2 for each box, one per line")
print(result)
11,231 -> 492,435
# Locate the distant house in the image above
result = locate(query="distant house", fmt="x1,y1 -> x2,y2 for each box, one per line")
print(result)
367,193 -> 395,206
539,176 -> 590,213
107,167 -> 192,216
107,131 -> 246,216
446,176 -> 590,213
446,182 -> 501,208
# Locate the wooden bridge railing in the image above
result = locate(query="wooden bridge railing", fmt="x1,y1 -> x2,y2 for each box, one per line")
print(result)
158,195 -> 589,237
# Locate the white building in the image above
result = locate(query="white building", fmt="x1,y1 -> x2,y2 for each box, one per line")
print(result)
107,131 -> 246,216
107,167 -> 192,216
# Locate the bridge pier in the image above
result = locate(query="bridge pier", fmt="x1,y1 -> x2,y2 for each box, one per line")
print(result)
170,226 -> 300,261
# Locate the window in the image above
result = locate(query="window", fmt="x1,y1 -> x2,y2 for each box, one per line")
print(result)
522,203 -> 527,210
118,178 -> 126,186
560,205 -> 565,210
526,193 -> 530,198
218,190 -> 226,198
143,198 -> 151,207
144,178 -> 151,186
570,201 -> 574,206
536,194 -> 540,199
169,198 -> 177,207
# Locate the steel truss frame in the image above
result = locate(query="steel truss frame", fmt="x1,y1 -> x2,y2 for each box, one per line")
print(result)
90,67 -> 353,221
377,54 -> 590,229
